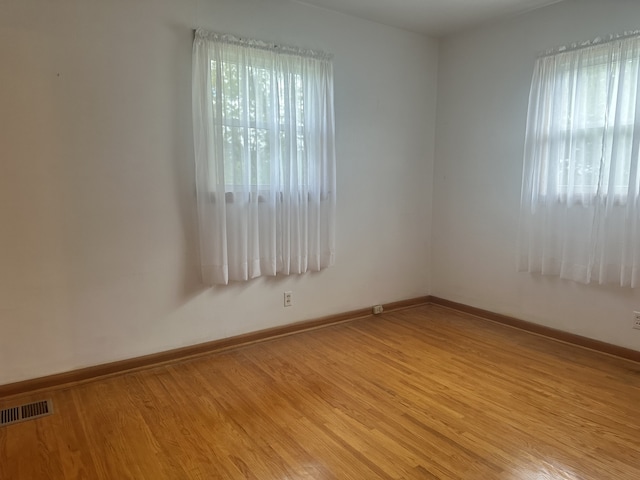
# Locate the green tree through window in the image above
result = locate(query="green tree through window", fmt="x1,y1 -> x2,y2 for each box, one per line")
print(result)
211,57 -> 307,190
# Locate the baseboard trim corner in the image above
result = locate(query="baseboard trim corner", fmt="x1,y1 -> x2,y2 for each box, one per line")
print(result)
427,296 -> 640,363
0,296 -> 430,398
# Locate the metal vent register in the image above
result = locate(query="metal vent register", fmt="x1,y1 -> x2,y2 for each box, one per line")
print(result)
0,400 -> 53,427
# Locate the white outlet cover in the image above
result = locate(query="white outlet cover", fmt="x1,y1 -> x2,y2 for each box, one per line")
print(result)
284,291 -> 293,307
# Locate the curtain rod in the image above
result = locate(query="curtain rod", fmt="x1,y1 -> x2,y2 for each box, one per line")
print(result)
539,30 -> 640,58
194,29 -> 333,61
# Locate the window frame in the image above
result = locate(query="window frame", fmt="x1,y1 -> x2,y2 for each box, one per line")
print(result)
528,39 -> 640,207
209,55 -> 311,193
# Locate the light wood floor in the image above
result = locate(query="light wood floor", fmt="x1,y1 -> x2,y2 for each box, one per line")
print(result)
1,305 -> 639,479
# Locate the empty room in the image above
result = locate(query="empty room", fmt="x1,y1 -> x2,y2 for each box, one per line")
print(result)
1,0 -> 639,478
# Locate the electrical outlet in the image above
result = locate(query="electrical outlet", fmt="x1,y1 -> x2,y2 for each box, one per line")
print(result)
284,291 -> 293,307
634,311 -> 640,330
372,305 -> 384,315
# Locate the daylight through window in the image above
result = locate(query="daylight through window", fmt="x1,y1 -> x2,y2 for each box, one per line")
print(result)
518,32 -> 640,287
192,30 -> 336,285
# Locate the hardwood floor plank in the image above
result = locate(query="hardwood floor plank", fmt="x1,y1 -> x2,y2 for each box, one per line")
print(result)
48,389 -> 98,480
1,305 -> 639,479
276,325 -> 504,478
189,352 -> 386,479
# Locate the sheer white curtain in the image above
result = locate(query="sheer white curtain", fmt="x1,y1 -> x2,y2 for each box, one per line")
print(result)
192,30 -> 336,285
518,33 -> 640,287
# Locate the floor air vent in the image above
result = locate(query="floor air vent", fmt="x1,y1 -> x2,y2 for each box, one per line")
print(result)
0,400 -> 53,427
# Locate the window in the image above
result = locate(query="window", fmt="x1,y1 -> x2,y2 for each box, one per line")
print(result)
531,45 -> 639,203
192,30 -> 336,285
212,52 -> 307,191
518,33 -> 640,287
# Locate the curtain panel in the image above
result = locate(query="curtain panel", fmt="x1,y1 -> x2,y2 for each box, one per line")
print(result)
192,30 -> 336,285
518,33 -> 640,287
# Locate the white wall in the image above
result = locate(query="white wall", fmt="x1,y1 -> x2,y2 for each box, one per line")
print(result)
433,0 -> 640,350
0,0 -> 438,385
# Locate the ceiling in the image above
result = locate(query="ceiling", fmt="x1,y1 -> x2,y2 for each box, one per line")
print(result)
296,0 -> 565,37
